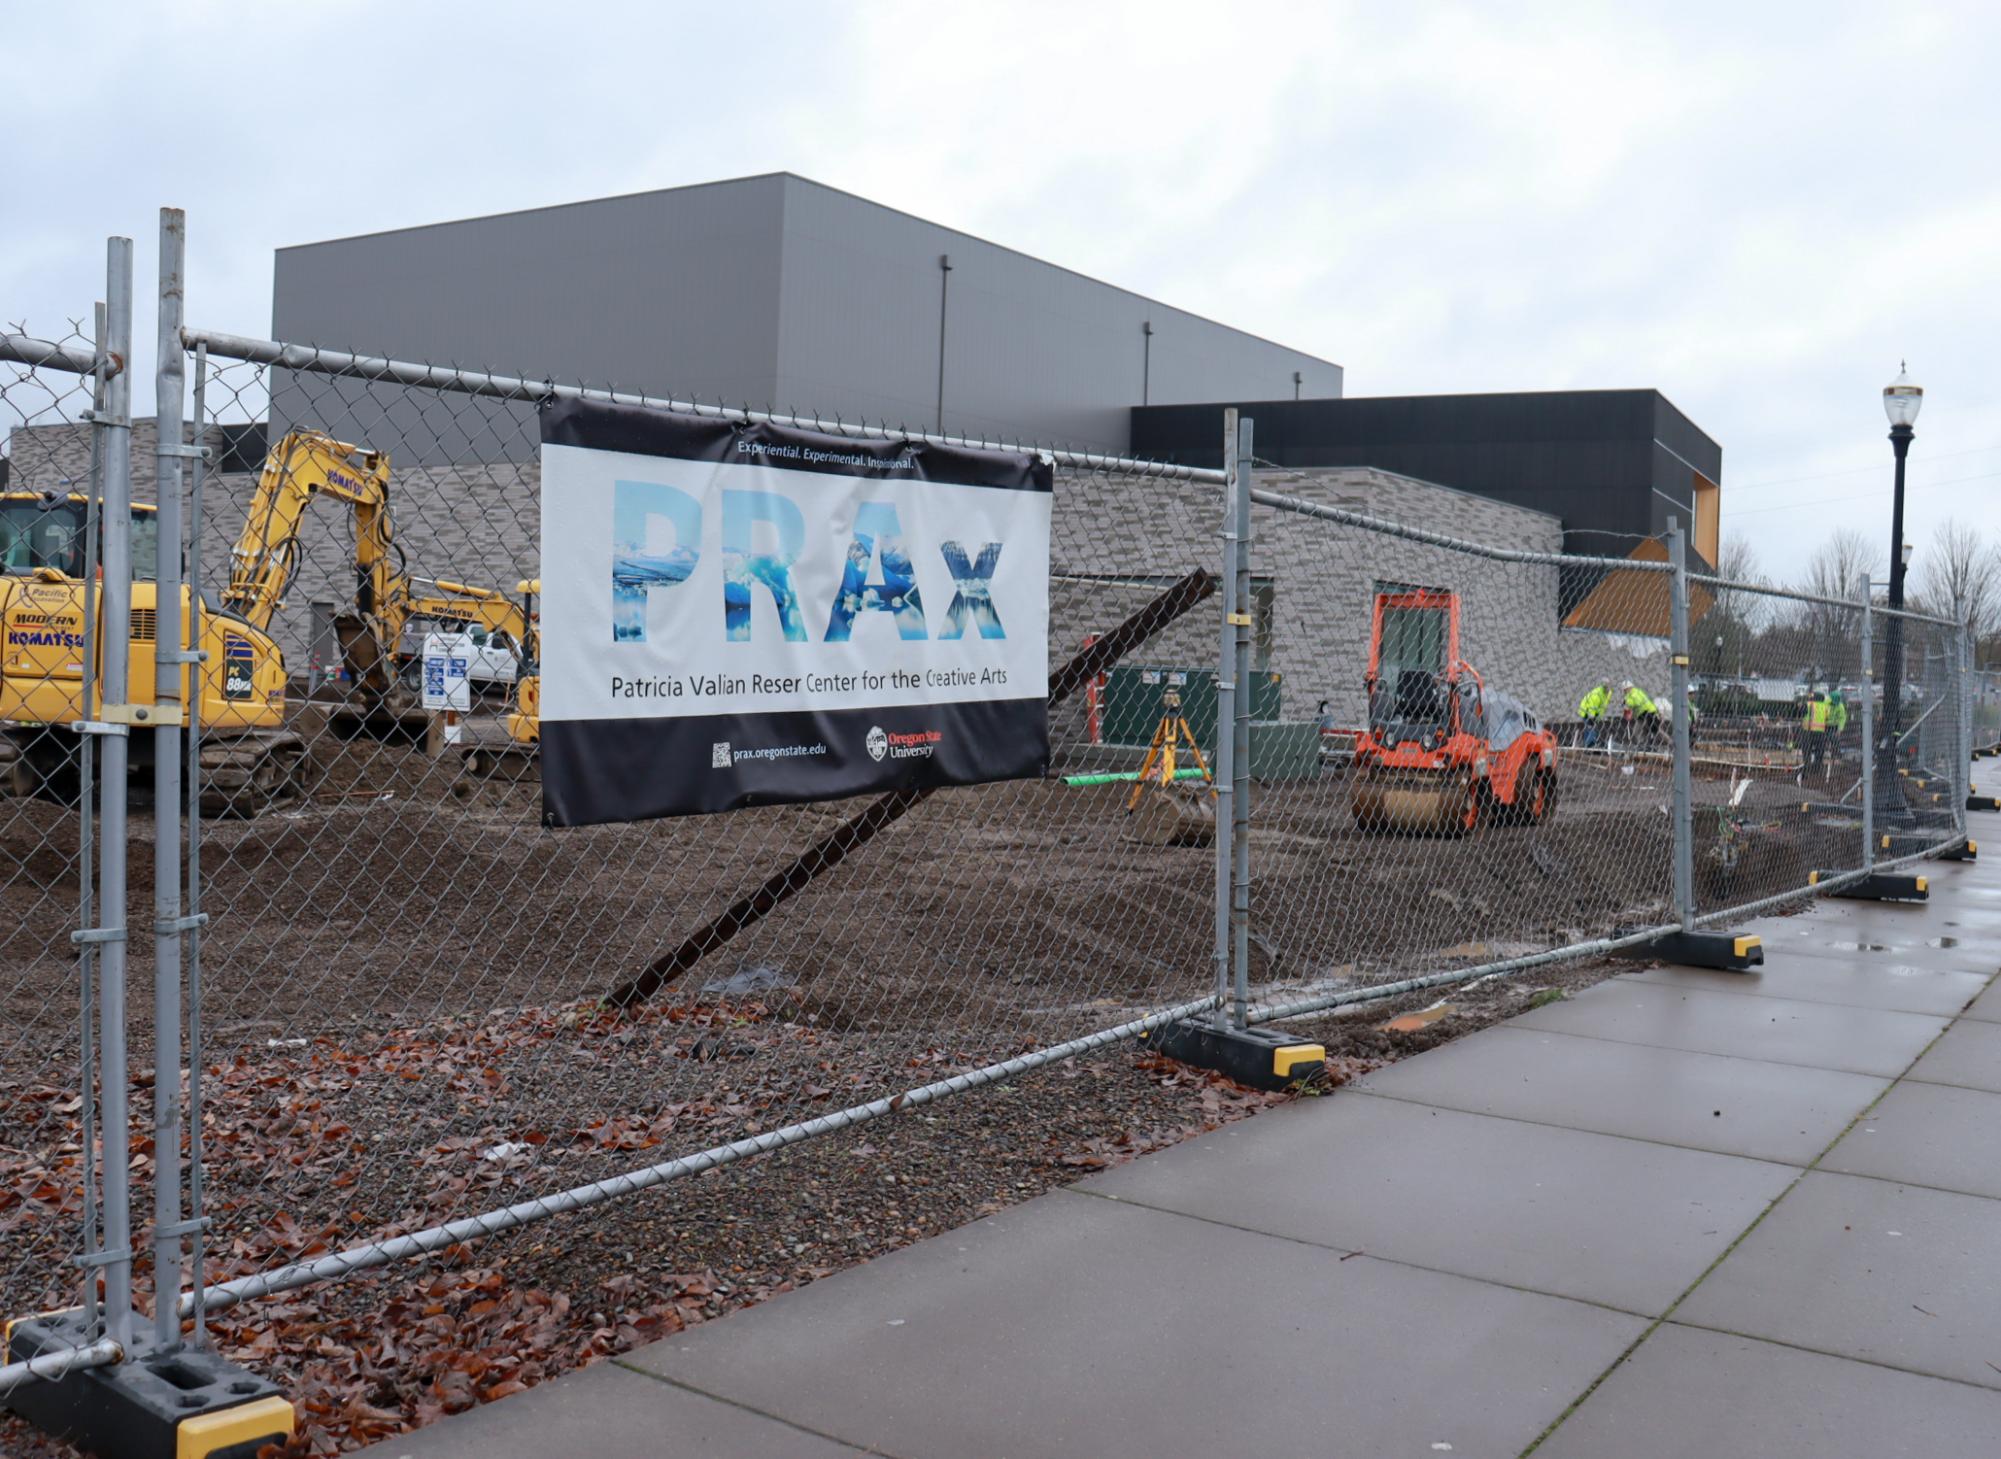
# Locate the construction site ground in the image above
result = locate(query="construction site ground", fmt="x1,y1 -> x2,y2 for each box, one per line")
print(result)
0,723 -> 1872,1051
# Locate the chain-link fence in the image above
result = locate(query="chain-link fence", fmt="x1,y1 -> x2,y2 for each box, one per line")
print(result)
0,323 -> 105,1329
1681,573 -> 1873,919
1231,473 -> 1682,1029
0,235 -> 147,1401
1876,604 -> 1970,856
169,335 -> 1239,1329
1974,668 -> 2001,752
0,217 -> 1986,1446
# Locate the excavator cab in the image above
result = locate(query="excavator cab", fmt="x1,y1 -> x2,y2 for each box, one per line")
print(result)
0,491 -> 298,811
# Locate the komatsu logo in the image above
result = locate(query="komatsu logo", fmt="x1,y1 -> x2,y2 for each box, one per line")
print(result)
8,629 -> 85,649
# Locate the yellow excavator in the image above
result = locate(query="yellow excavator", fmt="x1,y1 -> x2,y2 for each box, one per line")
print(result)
0,489 -> 300,814
222,430 -> 531,738
450,579 -> 541,797
0,429 -> 532,815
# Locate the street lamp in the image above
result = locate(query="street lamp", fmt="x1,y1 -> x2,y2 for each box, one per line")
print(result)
1880,364 -> 1923,813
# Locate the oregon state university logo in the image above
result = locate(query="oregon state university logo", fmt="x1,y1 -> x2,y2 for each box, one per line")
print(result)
865,726 -> 888,761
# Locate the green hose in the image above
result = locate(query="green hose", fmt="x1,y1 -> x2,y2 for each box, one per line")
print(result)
1061,768 -> 1211,787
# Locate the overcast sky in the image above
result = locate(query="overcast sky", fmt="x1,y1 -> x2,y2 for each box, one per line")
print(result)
6,1 -> 1996,586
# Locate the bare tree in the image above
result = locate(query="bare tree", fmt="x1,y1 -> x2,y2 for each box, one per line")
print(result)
1716,533 -> 1762,586
1796,528 -> 1881,683
1911,517 -> 2001,642
1804,527 -> 1882,603
1700,533 -> 1769,677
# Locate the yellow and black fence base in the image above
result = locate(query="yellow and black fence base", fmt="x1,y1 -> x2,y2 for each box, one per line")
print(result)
1877,832 -> 1977,863
3,1311 -> 291,1459
1142,1019 -> 1326,1092
1968,794 -> 2001,813
1613,930 -> 1764,973
1812,870 -> 1929,902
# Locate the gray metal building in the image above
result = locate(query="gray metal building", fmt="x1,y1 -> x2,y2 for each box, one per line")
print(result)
269,173 -> 1342,458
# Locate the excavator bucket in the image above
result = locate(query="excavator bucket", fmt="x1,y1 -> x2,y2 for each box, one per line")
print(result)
449,738 -> 542,806
1352,768 -> 1474,837
1123,784 -> 1216,847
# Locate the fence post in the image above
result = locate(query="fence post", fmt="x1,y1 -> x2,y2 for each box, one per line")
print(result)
76,301 -> 108,1337
185,340 -> 212,1348
1860,584 -> 1875,869
1212,410 -> 1238,1021
1958,618 -> 1973,831
1230,417 -> 1254,1029
1668,518 -> 1694,932
93,235 -> 138,1344
151,206 -> 191,1347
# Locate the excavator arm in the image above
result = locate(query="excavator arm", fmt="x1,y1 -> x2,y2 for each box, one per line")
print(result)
228,430 -> 531,722
224,430 -> 398,632
403,581 -> 528,643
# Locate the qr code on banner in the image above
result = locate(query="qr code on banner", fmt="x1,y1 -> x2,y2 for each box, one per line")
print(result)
711,742 -> 732,768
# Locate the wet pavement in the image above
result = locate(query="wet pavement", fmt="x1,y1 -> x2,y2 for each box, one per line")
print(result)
365,804 -> 2001,1458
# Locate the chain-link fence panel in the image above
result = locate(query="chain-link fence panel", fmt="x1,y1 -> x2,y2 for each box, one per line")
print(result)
1225,475 -> 1680,1028
175,337 -> 1237,1334
1876,603 -> 1968,856
0,325 -> 110,1331
1685,573 -> 1871,918
1974,668 -> 2001,753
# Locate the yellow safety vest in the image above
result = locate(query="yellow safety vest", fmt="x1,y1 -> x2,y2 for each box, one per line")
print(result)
1806,700 -> 1831,730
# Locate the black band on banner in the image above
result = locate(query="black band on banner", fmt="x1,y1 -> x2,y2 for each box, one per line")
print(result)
541,396 -> 1053,494
543,698 -> 1049,826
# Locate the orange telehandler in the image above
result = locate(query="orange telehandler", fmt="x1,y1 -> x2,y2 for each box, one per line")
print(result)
1349,587 -> 1558,835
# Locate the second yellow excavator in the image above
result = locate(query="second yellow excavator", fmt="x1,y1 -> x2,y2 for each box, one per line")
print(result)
223,430 -> 533,738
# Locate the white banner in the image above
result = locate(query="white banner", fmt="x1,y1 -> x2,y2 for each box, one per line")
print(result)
536,400 -> 1052,825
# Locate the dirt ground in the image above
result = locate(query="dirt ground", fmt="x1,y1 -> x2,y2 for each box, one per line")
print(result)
2,729 -> 1721,1047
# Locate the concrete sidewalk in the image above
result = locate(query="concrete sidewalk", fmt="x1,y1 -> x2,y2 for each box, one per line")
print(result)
367,832 -> 2001,1457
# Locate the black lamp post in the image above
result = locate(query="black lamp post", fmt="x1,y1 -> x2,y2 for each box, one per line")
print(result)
1880,364 -> 1923,806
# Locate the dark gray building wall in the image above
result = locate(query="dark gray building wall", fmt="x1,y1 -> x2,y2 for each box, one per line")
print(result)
1129,390 -> 1721,564
266,173 -> 1342,462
